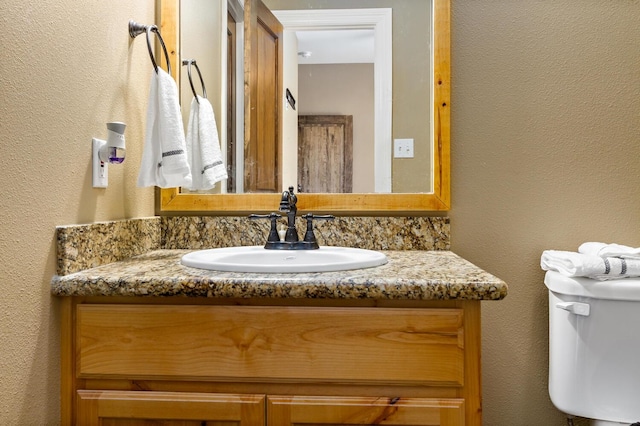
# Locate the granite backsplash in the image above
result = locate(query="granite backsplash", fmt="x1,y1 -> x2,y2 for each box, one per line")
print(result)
56,216 -> 450,276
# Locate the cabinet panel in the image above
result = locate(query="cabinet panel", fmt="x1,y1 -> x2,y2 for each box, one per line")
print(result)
267,395 -> 465,425
77,305 -> 464,386
76,390 -> 264,426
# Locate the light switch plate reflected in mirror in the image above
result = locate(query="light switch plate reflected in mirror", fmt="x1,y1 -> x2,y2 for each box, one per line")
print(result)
394,139 -> 414,158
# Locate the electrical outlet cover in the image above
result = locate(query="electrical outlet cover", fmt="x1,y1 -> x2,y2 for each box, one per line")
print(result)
394,138 -> 414,158
92,138 -> 108,188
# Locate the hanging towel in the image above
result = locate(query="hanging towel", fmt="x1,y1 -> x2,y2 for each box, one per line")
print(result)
137,68 -> 192,188
578,242 -> 640,260
541,249 -> 640,280
184,95 -> 228,190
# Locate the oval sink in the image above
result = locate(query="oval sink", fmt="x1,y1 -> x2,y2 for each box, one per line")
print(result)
181,246 -> 388,273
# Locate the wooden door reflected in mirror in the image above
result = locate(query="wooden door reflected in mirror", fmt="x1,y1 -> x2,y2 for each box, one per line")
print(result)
298,115 -> 353,193
244,0 -> 283,193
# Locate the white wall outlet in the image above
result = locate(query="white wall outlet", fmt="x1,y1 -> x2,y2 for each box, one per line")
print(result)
394,138 -> 414,158
92,138 -> 108,188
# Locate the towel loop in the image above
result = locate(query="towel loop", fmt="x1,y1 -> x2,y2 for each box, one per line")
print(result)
182,59 -> 207,104
129,20 -> 171,75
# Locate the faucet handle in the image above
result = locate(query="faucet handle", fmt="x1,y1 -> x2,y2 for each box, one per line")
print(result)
302,214 -> 335,244
308,214 -> 335,221
249,213 -> 282,243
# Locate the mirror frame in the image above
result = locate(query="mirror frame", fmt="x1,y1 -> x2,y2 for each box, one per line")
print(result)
157,0 -> 450,215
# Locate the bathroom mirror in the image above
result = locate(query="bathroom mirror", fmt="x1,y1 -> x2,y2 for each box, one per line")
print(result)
157,0 -> 449,214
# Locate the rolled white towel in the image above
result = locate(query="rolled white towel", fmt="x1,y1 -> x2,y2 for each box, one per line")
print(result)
541,250 -> 640,280
578,242 -> 640,260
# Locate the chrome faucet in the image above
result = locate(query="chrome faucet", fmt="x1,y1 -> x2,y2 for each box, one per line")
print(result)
249,186 -> 334,250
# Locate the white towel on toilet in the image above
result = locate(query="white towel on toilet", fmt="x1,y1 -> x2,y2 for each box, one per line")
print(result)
578,242 -> 640,260
541,250 -> 640,280
137,68 -> 192,188
184,96 -> 228,190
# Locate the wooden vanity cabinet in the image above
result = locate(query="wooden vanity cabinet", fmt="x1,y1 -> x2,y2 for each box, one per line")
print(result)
61,297 -> 481,425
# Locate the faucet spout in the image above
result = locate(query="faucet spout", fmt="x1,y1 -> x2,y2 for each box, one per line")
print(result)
279,186 -> 297,214
253,186 -> 325,249
279,186 -> 299,242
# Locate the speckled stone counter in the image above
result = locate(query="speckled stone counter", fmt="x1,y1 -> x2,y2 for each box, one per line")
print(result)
52,216 -> 506,301
51,249 -> 507,301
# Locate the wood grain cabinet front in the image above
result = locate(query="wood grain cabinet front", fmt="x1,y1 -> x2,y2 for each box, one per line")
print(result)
74,392 -> 463,426
267,395 -> 465,426
76,390 -> 264,425
62,299 -> 481,425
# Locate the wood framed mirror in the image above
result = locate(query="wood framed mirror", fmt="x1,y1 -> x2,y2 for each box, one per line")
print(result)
157,0 -> 450,215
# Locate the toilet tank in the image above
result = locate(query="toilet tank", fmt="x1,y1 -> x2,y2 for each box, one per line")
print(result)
545,271 -> 640,423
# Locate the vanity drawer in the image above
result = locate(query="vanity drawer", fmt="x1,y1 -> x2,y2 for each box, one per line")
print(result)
76,304 -> 464,386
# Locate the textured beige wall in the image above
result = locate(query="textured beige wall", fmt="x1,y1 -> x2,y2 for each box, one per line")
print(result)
0,0 -> 155,423
450,1 -> 640,425
2,0 -> 640,424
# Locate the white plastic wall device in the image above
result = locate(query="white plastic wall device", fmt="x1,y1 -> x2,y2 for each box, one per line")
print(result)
91,122 -> 126,188
92,138 -> 108,188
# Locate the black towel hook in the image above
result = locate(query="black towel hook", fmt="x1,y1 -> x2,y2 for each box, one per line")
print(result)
182,59 -> 207,104
129,20 -> 171,75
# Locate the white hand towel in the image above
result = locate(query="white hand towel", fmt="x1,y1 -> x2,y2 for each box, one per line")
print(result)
137,68 -> 192,188
541,250 -> 640,280
185,96 -> 228,190
578,242 -> 640,260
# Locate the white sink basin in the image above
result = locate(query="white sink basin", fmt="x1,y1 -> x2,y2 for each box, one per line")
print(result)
181,246 -> 388,273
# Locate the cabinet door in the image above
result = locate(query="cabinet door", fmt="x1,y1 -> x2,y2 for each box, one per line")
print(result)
267,396 -> 464,426
76,390 -> 264,426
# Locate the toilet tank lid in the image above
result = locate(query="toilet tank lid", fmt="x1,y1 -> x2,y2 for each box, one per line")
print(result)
544,270 -> 640,301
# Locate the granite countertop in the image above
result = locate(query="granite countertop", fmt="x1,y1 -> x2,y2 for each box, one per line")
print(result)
51,249 -> 508,301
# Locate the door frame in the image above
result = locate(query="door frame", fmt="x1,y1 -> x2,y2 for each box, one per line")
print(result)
272,8 -> 392,193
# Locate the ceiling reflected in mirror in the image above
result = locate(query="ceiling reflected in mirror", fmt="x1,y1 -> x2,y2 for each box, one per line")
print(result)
296,29 -> 375,64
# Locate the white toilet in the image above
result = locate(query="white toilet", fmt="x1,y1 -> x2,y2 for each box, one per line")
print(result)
545,271 -> 640,425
